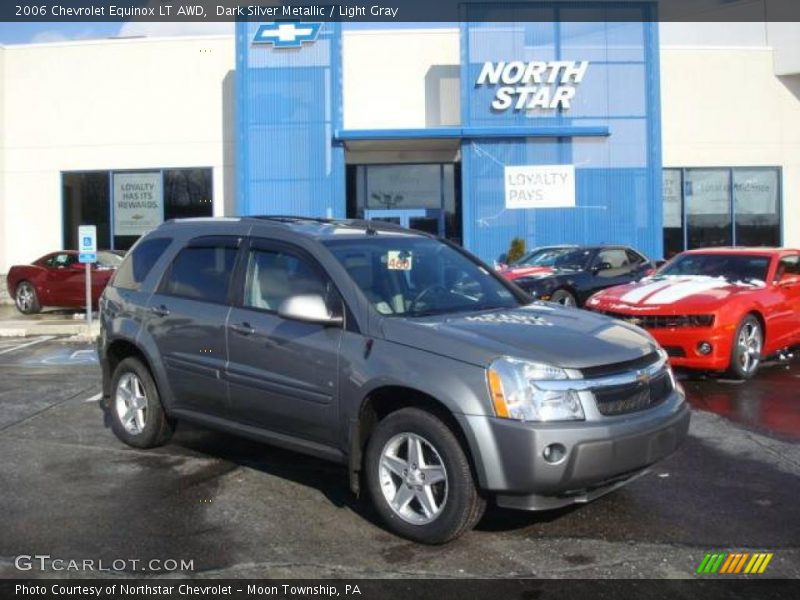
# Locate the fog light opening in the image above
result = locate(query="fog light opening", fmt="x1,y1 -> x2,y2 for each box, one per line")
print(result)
697,342 -> 713,355
543,443 -> 567,465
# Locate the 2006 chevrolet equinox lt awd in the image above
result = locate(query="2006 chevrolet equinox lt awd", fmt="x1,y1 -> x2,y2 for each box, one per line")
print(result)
98,216 -> 690,544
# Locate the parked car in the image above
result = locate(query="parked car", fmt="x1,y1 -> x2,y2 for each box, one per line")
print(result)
508,245 -> 656,307
6,250 -> 123,314
496,245 -> 577,280
585,247 -> 800,379
98,217 -> 689,544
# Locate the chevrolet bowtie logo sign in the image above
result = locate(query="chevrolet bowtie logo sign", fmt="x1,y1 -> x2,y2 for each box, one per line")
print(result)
253,22 -> 322,48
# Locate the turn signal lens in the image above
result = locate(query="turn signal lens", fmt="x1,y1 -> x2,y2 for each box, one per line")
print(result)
487,369 -> 509,418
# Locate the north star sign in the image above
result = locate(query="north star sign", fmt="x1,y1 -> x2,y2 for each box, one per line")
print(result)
476,60 -> 590,111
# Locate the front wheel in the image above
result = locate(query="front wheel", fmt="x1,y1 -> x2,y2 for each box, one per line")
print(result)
15,281 -> 40,314
364,408 -> 485,544
727,315 -> 763,379
550,288 -> 577,307
109,357 -> 174,448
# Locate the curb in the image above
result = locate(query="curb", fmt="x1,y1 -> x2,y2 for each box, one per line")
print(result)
0,322 -> 100,339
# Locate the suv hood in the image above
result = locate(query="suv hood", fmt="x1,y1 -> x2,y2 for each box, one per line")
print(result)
380,303 -> 658,370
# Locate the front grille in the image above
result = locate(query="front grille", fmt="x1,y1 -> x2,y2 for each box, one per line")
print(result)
593,370 -> 673,416
596,311 -> 714,329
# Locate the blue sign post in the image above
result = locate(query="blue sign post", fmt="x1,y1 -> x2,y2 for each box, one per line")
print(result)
77,225 -> 97,328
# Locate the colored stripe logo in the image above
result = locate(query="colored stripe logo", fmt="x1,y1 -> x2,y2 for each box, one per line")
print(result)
696,552 -> 773,574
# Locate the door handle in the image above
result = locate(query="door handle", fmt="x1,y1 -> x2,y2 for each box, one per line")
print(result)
231,322 -> 255,336
150,305 -> 169,317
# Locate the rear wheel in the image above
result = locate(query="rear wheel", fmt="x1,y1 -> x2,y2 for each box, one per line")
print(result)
727,315 -> 763,379
550,289 -> 577,307
109,357 -> 174,448
15,281 -> 40,314
365,407 -> 485,544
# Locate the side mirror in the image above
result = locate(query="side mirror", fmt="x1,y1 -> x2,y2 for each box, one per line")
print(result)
655,259 -> 667,269
277,294 -> 343,327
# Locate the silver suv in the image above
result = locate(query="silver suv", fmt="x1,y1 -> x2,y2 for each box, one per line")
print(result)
98,217 -> 689,544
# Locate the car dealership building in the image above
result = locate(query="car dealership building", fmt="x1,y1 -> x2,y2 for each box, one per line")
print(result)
1,4 -> 800,299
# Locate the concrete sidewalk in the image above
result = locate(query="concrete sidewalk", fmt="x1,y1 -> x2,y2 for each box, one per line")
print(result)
0,304 -> 99,339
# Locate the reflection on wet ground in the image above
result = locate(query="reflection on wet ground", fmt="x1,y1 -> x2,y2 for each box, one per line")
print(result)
679,355 -> 800,442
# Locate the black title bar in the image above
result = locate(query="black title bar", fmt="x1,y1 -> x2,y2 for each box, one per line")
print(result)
3,0 -> 800,23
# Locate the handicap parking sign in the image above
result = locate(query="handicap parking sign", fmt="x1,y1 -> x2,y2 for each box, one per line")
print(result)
78,225 -> 97,263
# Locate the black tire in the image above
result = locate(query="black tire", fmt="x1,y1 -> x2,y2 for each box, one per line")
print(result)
364,407 -> 485,544
726,315 -> 763,380
550,288 -> 577,307
15,281 -> 41,314
109,357 -> 174,448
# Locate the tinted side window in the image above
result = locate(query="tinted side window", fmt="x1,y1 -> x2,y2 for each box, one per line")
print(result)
626,249 -> 647,265
47,253 -> 75,268
243,249 -> 332,312
776,255 -> 800,280
162,244 -> 237,304
113,238 -> 172,291
596,249 -> 629,269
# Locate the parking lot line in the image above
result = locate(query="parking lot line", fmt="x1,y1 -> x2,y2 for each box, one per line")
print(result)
0,335 -> 56,356
83,393 -> 102,403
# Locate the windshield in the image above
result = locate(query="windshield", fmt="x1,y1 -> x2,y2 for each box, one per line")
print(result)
513,247 -> 573,267
324,236 -> 523,317
659,253 -> 770,284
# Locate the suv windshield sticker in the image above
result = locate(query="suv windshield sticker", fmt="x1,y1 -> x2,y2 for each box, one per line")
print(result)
387,250 -> 412,271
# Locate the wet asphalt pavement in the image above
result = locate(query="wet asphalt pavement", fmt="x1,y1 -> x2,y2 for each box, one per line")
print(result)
0,336 -> 798,579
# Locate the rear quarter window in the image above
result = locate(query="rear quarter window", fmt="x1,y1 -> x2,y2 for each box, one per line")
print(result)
160,240 -> 238,304
112,238 -> 172,291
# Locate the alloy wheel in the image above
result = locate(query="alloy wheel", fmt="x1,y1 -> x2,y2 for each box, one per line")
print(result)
737,321 -> 762,375
115,372 -> 148,435
378,432 -> 448,525
16,283 -> 34,312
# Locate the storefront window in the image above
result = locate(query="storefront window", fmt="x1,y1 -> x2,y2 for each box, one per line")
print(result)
663,167 -> 781,255
62,172 -> 111,251
662,169 -> 683,258
685,169 -> 732,249
62,168 -> 213,252
733,169 -> 781,247
351,164 -> 461,243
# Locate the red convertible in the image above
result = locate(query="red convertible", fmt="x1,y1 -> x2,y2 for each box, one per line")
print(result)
6,250 -> 123,314
586,248 -> 800,379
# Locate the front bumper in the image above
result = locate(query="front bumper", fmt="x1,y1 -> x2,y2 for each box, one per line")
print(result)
648,327 -> 734,371
456,392 -> 690,510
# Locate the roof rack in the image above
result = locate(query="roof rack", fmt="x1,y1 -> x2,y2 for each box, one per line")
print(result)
249,215 -> 336,224
247,215 -> 423,235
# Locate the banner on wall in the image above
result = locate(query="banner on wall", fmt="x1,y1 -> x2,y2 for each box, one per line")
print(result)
504,165 -> 576,209
113,172 -> 163,236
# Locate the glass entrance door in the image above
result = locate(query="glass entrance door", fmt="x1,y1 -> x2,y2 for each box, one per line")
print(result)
364,208 -> 444,236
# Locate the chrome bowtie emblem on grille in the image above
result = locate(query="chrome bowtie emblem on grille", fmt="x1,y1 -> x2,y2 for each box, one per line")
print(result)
627,316 -> 643,326
636,370 -> 650,384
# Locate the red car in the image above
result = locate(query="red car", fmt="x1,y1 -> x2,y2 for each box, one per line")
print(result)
6,250 -> 123,314
496,245 -> 576,281
585,248 -> 800,379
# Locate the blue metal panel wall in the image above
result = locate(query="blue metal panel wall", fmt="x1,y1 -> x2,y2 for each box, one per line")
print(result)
461,3 -> 663,262
235,22 -> 344,217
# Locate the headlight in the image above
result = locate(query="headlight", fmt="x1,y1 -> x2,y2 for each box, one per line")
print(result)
487,357 -> 585,422
657,347 -> 684,399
